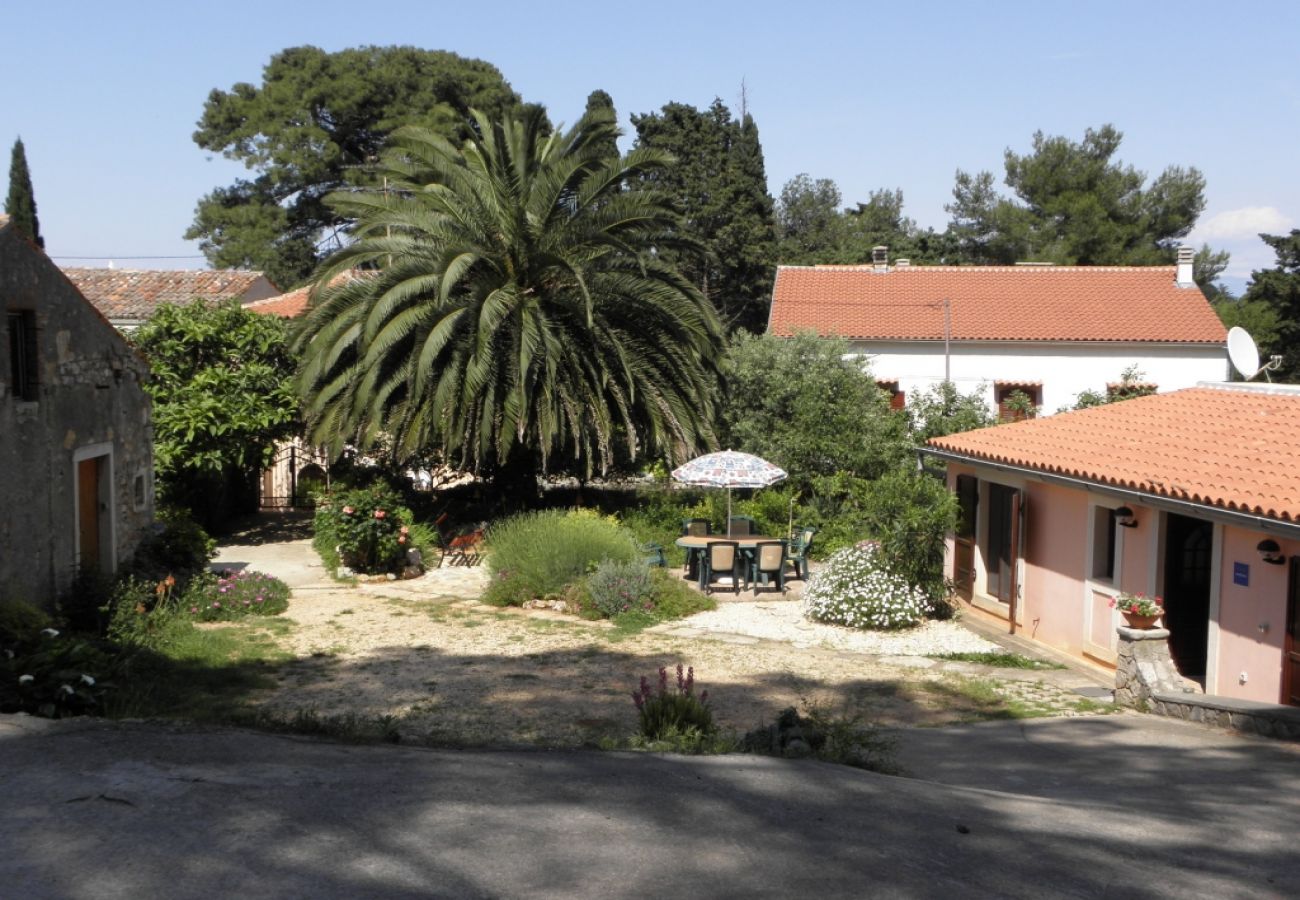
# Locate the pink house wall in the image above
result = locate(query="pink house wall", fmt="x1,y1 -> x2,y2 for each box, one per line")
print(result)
1022,482 -> 1088,653
1214,526 -> 1296,702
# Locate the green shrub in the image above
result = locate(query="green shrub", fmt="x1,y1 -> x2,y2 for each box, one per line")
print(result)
857,469 -> 957,611
184,569 -> 291,621
484,509 -> 639,605
57,568 -> 117,635
106,578 -> 192,651
0,627 -> 117,718
644,569 -> 715,620
632,664 -> 716,741
0,597 -> 51,645
314,483 -> 415,574
122,506 -> 217,590
587,560 -> 657,618
803,543 -> 929,630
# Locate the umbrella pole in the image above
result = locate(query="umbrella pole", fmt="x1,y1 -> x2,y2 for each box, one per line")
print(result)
726,487 -> 732,536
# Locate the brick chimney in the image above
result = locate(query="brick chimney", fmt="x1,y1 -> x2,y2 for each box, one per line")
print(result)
1176,246 -> 1195,287
872,245 -> 888,272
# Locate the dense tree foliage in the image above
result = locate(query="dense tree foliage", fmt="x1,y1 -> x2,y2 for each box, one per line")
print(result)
295,107 -> 724,493
187,46 -> 524,289
1240,230 -> 1300,381
776,174 -> 951,265
631,99 -> 777,332
722,331 -> 909,491
5,138 -> 43,249
905,381 -> 997,443
132,300 -> 299,527
945,125 -> 1211,266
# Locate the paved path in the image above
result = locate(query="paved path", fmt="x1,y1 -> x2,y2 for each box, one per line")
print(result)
2,713 -> 1296,899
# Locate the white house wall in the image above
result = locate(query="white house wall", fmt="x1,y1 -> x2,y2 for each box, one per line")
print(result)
847,340 -> 1227,413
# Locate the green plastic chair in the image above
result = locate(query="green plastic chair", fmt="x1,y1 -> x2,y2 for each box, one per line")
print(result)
750,540 -> 788,593
700,541 -> 743,595
787,526 -> 817,580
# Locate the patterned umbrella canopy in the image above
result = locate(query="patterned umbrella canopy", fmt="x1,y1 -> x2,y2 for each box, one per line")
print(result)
671,450 -> 787,488
672,451 -> 787,536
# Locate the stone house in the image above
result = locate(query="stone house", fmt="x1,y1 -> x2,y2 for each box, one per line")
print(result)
767,247 -> 1226,416
923,382 -> 1300,710
1,217 -> 154,606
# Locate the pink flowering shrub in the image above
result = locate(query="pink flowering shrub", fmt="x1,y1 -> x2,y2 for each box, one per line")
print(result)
632,664 -> 715,741
313,483 -> 415,573
187,569 -> 290,622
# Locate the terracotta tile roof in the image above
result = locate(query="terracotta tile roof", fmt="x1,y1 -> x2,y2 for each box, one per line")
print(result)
927,384 -> 1300,523
62,267 -> 279,323
244,284 -> 312,318
243,270 -> 372,319
768,264 -> 1226,343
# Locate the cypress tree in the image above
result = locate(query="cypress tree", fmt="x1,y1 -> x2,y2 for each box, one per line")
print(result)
582,90 -> 620,160
5,138 -> 43,249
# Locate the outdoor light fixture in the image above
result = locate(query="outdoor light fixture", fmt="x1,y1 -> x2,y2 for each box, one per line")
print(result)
1257,539 -> 1285,565
1114,506 -> 1138,528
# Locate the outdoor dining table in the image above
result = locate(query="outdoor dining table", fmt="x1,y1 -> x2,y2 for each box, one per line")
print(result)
674,534 -> 783,589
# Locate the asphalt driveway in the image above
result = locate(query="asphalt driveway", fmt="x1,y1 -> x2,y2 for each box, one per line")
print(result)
3,713 -> 1296,899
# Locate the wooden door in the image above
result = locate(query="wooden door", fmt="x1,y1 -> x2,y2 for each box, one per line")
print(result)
1286,557 -> 1300,706
77,457 -> 101,571
987,484 -> 1018,605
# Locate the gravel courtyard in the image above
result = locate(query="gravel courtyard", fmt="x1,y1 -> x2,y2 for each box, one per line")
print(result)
212,538 -> 1115,748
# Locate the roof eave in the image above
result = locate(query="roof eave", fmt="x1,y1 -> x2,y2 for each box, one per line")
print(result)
920,446 -> 1300,539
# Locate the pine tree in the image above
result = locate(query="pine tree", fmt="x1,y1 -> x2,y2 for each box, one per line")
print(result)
5,138 -> 43,249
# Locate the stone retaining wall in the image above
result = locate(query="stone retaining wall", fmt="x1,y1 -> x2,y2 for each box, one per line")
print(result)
1115,626 -> 1300,741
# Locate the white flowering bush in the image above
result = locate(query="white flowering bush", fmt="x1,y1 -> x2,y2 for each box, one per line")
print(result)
802,543 -> 928,631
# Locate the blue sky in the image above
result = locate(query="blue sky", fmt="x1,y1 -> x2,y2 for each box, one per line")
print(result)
4,0 -> 1297,292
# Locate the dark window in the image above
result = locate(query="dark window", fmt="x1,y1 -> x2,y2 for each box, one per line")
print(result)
877,380 -> 906,411
1091,506 -> 1117,581
956,475 -> 978,540
7,310 -> 38,401
995,383 -> 1041,422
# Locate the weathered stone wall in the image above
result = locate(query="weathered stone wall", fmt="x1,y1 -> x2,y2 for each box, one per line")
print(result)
0,223 -> 154,608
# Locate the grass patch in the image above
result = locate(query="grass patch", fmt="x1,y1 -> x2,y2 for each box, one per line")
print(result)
105,618 -> 292,720
930,651 -> 1065,670
227,707 -> 404,743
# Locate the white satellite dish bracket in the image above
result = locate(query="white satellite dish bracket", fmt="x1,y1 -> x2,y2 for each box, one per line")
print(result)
1226,326 -> 1282,382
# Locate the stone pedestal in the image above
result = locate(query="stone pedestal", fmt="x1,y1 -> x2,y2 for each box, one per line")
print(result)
1114,626 -> 1202,708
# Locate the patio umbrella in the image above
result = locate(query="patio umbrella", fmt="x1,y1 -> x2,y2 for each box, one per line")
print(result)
671,450 -> 788,536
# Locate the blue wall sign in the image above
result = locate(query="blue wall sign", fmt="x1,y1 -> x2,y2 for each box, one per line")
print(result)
1233,562 -> 1249,587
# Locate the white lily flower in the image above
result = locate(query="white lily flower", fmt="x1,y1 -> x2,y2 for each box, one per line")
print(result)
80,673 -> 96,686
60,684 -> 75,694
41,628 -> 60,638
18,674 -> 34,684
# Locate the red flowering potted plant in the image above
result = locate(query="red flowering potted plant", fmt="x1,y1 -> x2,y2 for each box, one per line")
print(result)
1110,591 -> 1163,629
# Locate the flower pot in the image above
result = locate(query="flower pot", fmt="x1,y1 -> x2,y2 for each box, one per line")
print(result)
1121,611 -> 1162,629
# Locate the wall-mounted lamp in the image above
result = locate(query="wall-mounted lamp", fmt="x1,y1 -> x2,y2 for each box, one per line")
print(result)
1257,539 -> 1286,565
1114,506 -> 1138,528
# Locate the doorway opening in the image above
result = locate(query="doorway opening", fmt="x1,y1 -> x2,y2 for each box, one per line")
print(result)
1162,513 -> 1212,682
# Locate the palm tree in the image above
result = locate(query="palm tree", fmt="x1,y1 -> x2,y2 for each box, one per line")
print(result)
294,107 -> 724,491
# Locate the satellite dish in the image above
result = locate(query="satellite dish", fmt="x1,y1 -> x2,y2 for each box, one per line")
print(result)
1227,327 -> 1260,380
